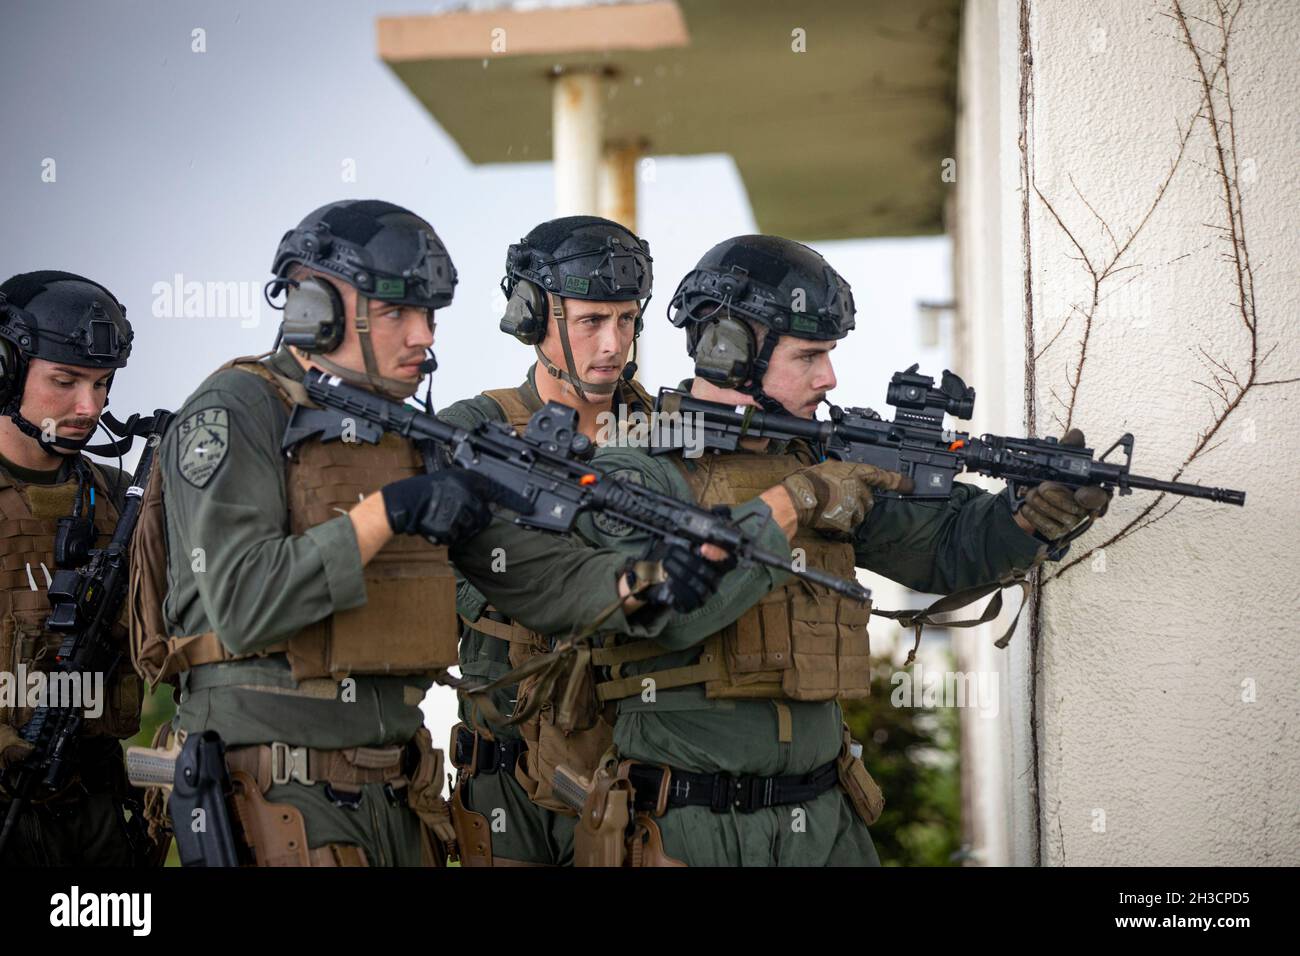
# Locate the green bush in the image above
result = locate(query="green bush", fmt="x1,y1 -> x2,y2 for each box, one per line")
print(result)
841,652 -> 962,867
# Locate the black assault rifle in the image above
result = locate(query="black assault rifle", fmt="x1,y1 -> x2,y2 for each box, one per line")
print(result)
0,409 -> 174,857
655,365 -> 1245,654
657,363 -> 1245,545
296,368 -> 871,605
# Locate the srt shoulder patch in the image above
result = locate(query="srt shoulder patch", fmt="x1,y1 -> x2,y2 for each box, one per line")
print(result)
177,407 -> 231,488
592,467 -> 643,538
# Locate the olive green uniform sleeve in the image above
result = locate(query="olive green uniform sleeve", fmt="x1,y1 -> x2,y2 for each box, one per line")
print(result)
438,394 -> 528,624
438,394 -> 670,640
436,393 -> 506,434
436,394 -> 511,608
573,446 -> 793,652
435,393 -> 498,620
855,480 -> 1044,593
161,368 -> 367,654
450,519 -> 670,640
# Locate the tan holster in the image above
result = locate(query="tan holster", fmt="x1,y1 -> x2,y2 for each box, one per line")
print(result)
835,724 -> 885,826
447,723 -> 493,867
405,727 -> 455,867
626,812 -> 687,868
573,760 -> 634,867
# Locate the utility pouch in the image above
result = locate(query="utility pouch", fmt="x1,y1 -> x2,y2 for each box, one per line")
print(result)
835,723 -> 885,826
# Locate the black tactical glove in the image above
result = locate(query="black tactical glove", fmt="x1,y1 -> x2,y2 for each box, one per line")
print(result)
382,470 -> 528,545
639,542 -> 737,613
1017,428 -> 1112,542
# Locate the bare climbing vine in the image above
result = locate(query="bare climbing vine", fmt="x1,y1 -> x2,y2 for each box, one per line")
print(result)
1035,0 -> 1297,582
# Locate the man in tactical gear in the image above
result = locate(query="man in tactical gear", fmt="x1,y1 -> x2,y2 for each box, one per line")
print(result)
0,270 -> 150,866
439,215 -> 728,866
142,199 -> 520,866
562,234 -> 1111,866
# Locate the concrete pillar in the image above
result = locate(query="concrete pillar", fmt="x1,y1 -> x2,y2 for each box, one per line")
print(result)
599,142 -> 641,232
552,71 -> 602,216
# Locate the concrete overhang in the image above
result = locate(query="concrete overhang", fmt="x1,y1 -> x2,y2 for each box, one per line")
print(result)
379,0 -> 959,240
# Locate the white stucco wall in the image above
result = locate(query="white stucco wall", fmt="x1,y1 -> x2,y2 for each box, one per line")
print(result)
954,0 -> 1299,865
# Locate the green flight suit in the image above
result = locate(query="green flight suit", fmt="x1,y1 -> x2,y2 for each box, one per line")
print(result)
563,428 -> 1045,867
439,367 -> 669,865
0,454 -> 147,867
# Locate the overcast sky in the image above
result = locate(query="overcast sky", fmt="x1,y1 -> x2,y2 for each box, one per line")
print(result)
1,0 -> 951,736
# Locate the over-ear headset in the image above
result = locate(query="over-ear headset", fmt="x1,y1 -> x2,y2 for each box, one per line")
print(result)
279,276 -> 346,354
0,315 -> 22,409
690,312 -> 760,390
499,276 -> 647,347
499,276 -> 548,345
668,236 -> 856,415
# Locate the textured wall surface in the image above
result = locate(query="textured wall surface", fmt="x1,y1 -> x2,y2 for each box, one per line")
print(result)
956,0 -> 1299,865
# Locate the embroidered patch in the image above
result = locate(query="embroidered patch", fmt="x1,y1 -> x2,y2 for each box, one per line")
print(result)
177,407 -> 231,488
591,467 -> 643,538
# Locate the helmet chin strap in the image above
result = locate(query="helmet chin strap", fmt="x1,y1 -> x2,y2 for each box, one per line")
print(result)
534,290 -> 617,403
6,405 -> 91,455
309,294 -> 422,401
739,327 -> 788,415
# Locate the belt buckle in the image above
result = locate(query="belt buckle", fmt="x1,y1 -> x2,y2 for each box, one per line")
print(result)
451,725 -> 475,773
709,772 -> 734,814
270,741 -> 314,786
487,739 -> 507,775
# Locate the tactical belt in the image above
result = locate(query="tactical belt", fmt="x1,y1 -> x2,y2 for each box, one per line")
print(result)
225,742 -> 407,792
627,760 -> 840,815
454,726 -> 526,777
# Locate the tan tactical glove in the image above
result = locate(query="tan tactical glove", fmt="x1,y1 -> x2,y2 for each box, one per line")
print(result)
1017,428 -> 1112,541
0,723 -> 33,771
782,460 -> 914,536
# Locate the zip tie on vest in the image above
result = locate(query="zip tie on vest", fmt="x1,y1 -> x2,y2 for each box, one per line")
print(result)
25,563 -> 37,591
738,405 -> 756,439
39,563 -> 52,587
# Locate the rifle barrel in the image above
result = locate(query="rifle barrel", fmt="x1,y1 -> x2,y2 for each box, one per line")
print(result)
1123,472 -> 1246,505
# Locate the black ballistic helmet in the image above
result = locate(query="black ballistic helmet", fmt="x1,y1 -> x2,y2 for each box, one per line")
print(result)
499,216 -> 652,401
271,199 -> 458,310
666,236 -> 854,411
505,215 -> 652,304
668,234 -> 854,348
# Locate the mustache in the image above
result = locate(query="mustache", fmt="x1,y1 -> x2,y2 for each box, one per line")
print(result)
61,416 -> 98,430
